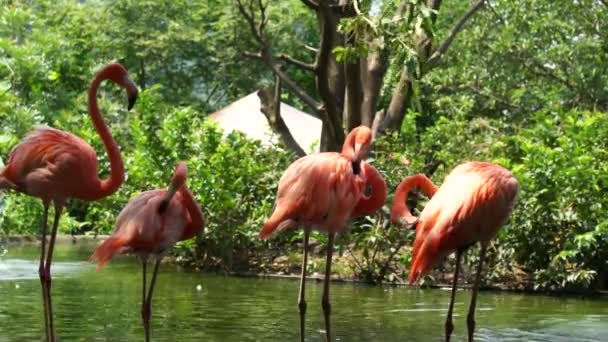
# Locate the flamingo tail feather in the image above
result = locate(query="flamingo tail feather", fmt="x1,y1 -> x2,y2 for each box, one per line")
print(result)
0,174 -> 16,191
259,205 -> 296,240
409,236 -> 441,285
90,236 -> 128,271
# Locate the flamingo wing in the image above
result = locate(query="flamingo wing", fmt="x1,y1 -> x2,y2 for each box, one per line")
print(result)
2,127 -> 100,201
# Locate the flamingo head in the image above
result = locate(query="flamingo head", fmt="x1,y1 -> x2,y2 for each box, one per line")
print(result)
99,63 -> 139,111
159,161 -> 188,214
343,126 -> 372,161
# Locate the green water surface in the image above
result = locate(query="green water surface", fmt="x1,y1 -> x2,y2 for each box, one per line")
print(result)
0,241 -> 606,341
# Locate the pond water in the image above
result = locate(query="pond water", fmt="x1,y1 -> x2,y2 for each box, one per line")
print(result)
0,241 -> 607,341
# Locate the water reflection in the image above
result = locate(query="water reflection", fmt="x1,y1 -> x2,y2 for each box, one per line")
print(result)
0,242 -> 607,341
0,258 -> 84,281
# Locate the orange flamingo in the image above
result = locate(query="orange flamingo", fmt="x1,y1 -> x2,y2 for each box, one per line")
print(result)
391,162 -> 518,342
260,126 -> 387,342
0,63 -> 137,342
91,161 -> 204,342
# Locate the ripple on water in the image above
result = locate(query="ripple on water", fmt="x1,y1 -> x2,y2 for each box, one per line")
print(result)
1,244 -> 608,341
0,258 -> 85,281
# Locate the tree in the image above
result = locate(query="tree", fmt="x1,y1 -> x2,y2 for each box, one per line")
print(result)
236,0 -> 487,155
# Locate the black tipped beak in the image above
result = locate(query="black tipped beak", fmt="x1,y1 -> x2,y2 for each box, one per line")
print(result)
124,77 -> 138,111
127,92 -> 137,111
399,215 -> 419,229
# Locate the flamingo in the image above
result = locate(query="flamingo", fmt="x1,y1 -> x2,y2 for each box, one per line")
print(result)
91,161 -> 204,342
0,63 -> 138,342
391,161 -> 518,342
260,126 -> 387,342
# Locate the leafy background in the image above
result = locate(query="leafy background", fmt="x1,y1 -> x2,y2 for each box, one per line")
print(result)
1,0 -> 607,291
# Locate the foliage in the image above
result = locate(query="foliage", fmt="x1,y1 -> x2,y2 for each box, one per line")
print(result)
1,0 -> 608,292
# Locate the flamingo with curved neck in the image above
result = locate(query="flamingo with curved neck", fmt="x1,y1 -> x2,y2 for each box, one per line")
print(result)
0,62 -> 137,342
260,125 -> 386,342
391,173 -> 439,226
91,161 -> 205,342
391,162 -> 518,342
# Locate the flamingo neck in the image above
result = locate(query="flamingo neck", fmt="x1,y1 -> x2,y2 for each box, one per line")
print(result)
391,174 -> 438,224
353,163 -> 387,216
341,130 -> 357,160
88,75 -> 124,198
178,185 -> 205,240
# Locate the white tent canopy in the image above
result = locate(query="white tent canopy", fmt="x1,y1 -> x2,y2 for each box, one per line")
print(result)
208,92 -> 322,153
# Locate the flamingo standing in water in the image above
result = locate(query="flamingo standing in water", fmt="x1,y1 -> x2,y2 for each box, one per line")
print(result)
91,161 -> 204,342
391,161 -> 518,342
0,63 -> 138,342
260,126 -> 387,342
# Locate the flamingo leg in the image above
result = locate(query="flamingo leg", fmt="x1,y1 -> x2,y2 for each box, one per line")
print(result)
143,257 -> 162,342
322,233 -> 335,342
141,259 -> 148,328
38,201 -> 51,342
43,202 -> 63,342
298,228 -> 310,342
467,246 -> 487,342
445,250 -> 462,342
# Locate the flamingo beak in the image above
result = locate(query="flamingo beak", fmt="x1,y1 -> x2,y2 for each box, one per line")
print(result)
400,215 -> 419,229
124,77 -> 138,111
392,214 -> 419,228
128,93 -> 137,111
158,184 -> 178,214
354,142 -> 362,159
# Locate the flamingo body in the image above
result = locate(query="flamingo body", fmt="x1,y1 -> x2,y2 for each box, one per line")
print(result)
91,161 -> 204,342
92,164 -> 204,269
392,161 -> 518,342
1,127 -> 105,202
261,126 -> 387,342
0,63 -> 137,342
92,190 -> 186,268
260,152 -> 368,238
408,162 -> 518,283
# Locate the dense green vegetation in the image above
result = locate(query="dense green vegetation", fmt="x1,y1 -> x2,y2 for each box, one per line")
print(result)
1,0 -> 607,291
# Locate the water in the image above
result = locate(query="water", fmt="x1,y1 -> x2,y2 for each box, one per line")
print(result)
0,241 -> 607,341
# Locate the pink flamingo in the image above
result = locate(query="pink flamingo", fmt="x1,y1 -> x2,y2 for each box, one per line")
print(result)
0,63 -> 137,342
260,126 -> 387,342
91,161 -> 204,342
392,162 -> 518,342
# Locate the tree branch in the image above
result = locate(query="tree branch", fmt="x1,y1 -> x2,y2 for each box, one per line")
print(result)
257,0 -> 268,37
360,44 -> 386,127
371,109 -> 385,138
243,51 -> 262,59
377,65 -> 413,134
238,0 -> 323,114
258,81 -> 307,157
300,0 -> 319,10
345,57 -> 363,131
236,0 -> 265,46
303,44 -> 319,53
427,0 -> 486,68
272,63 -> 323,112
278,53 -> 316,72
315,0 -> 343,146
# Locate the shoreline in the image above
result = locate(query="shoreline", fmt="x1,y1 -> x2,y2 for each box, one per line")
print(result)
2,235 -> 606,297
0,234 -> 109,245
227,270 -> 608,298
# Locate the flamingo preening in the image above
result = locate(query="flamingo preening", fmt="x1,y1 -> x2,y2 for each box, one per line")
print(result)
260,126 -> 387,342
392,162 -> 518,342
91,161 -> 204,342
0,63 -> 138,342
